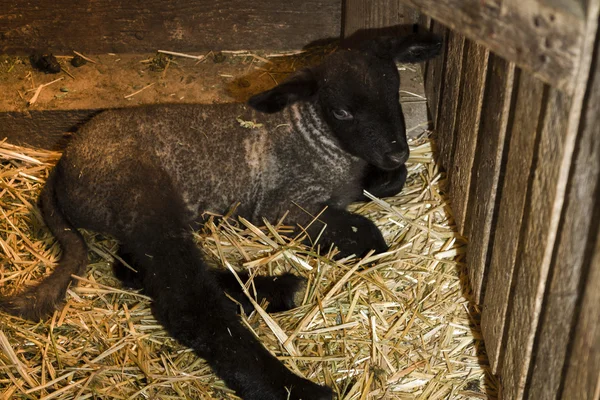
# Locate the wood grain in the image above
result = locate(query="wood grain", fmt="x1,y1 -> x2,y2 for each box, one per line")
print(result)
560,221 -> 600,400
423,21 -> 449,128
343,0 -> 420,39
396,0 -> 584,93
1,0 -> 341,54
501,88 -> 572,399
465,55 -> 515,303
0,110 -> 101,150
527,16 -> 600,399
448,40 -> 489,235
434,30 -> 465,172
480,70 -> 545,373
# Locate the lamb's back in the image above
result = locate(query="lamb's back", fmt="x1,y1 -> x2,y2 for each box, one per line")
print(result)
62,104 -> 283,218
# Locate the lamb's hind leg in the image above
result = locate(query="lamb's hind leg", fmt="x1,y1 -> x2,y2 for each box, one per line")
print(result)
113,250 -> 306,314
213,270 -> 307,314
112,247 -> 145,290
127,226 -> 331,400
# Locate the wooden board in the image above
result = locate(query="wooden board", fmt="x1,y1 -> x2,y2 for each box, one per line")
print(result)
465,55 -> 515,303
501,88 -> 572,399
343,0 -> 420,39
423,21 -> 449,128
448,40 -> 489,235
480,70 -> 546,373
527,17 -> 600,399
434,30 -> 465,172
1,0 -> 341,54
396,0 -> 585,93
0,110 -> 99,150
560,223 -> 600,400
558,18 -> 600,400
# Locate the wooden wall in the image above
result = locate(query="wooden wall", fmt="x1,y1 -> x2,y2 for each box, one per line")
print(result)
417,5 -> 600,400
1,0 -> 341,55
346,1 -> 600,399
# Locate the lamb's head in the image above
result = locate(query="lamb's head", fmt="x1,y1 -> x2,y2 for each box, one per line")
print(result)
248,33 -> 443,170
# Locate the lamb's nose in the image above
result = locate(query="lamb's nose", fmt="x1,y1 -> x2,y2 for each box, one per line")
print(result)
385,151 -> 407,166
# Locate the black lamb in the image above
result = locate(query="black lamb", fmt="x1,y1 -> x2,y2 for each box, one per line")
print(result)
0,33 -> 442,400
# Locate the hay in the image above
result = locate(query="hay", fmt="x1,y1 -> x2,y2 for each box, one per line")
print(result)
0,138 -> 498,399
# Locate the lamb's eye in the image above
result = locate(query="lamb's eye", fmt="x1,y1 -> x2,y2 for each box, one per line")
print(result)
332,109 -> 353,120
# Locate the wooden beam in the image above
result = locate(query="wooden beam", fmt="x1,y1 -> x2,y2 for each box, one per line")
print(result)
397,0 -> 585,93
0,110 -> 98,150
480,70 -> 546,373
501,87 -> 572,400
557,16 -> 600,400
423,21 -> 449,128
434,30 -> 465,172
559,222 -> 600,400
527,12 -> 600,399
448,40 -> 489,235
342,0 -> 420,39
503,1 -> 599,395
0,0 -> 341,55
465,55 -> 515,303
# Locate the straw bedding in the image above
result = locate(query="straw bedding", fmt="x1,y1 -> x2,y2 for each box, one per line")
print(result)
0,138 -> 498,399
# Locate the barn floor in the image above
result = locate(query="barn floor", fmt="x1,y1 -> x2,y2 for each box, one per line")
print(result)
0,49 -> 496,399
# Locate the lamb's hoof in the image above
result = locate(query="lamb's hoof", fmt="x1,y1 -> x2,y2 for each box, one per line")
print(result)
265,273 -> 307,312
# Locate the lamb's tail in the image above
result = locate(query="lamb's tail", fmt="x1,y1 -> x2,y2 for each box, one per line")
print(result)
0,165 -> 88,320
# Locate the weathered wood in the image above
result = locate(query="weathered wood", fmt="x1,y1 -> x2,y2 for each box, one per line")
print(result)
527,14 -> 600,399
396,0 -> 585,93
423,21 -> 449,128
558,16 -> 600,400
417,13 -> 431,90
435,30 -> 465,172
465,55 -> 515,303
1,0 -> 341,54
480,70 -> 546,373
560,221 -> 600,400
342,0 -> 419,39
448,40 -> 489,235
0,110 -> 99,150
501,88 -> 572,399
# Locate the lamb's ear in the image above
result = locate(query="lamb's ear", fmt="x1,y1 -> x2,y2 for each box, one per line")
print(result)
361,33 -> 443,63
248,69 -> 318,113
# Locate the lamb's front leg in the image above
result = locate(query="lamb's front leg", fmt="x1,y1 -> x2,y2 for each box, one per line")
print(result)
357,164 -> 407,201
113,252 -> 307,315
297,206 -> 388,258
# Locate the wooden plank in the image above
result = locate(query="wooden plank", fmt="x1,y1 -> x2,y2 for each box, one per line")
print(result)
0,0 -> 341,54
560,222 -> 600,400
558,14 -> 600,399
0,110 -> 99,150
434,30 -> 465,172
501,87 -> 572,399
396,0 -> 585,93
342,0 -> 419,40
528,12 -> 600,399
465,55 -> 515,303
480,70 -> 546,373
502,1 -> 599,395
423,21 -> 449,128
448,40 -> 489,235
